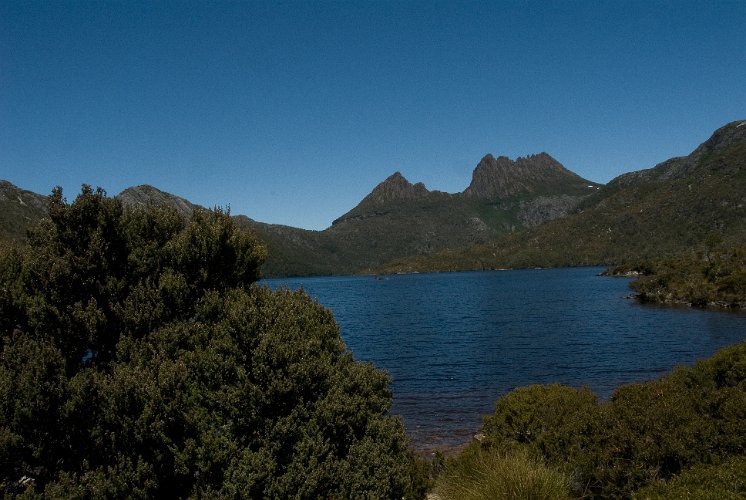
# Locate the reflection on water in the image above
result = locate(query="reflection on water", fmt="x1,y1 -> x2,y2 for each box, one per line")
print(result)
263,268 -> 746,452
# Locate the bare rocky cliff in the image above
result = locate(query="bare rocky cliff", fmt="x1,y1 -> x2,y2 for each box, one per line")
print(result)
463,153 -> 596,199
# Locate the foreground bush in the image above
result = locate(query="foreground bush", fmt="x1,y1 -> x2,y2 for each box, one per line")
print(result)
455,341 -> 746,498
632,455 -> 746,499
0,186 -> 417,498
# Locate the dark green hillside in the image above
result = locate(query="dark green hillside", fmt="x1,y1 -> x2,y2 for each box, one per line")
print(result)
378,120 -> 746,273
235,217 -> 342,276
2,149 -> 598,277
0,181 -> 47,244
5,121 -> 741,277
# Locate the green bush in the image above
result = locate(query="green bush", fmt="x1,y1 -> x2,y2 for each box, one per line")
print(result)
632,455 -> 746,499
471,342 -> 746,498
482,384 -> 598,452
0,186 -> 416,498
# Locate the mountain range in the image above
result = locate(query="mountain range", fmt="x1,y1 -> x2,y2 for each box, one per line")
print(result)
377,120 -> 746,273
2,120 -> 744,276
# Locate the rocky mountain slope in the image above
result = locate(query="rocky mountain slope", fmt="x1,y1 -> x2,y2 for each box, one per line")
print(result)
117,185 -> 197,220
0,152 -> 598,276
464,152 -> 594,199
249,152 -> 599,275
377,120 -> 746,272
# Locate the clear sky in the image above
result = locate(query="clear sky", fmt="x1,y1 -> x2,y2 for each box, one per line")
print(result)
2,1 -> 745,230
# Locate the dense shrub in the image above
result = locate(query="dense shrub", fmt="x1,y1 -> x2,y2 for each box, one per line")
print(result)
632,455 -> 746,499
616,243 -> 746,309
482,384 -> 598,454
461,341 -> 746,498
0,186 -> 416,498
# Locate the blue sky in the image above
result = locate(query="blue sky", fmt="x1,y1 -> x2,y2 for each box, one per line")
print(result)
2,1 -> 745,230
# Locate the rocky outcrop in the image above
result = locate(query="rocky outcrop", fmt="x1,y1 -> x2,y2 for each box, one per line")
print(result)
332,172 -> 432,226
516,194 -> 584,227
0,180 -> 48,213
359,172 -> 430,205
463,153 -> 594,199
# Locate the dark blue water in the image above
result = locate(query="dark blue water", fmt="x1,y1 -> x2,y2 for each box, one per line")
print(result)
263,268 -> 746,452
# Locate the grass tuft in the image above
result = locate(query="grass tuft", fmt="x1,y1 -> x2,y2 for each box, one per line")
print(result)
435,445 -> 570,500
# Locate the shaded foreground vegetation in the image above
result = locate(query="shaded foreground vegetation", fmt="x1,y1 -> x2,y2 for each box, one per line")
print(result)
436,341 -> 746,498
3,185 -> 746,498
0,187 -> 426,498
607,240 -> 746,309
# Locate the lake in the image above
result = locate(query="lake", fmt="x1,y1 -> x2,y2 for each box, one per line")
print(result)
262,267 -> 746,452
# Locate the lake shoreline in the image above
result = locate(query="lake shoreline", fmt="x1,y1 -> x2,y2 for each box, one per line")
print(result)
264,267 -> 746,453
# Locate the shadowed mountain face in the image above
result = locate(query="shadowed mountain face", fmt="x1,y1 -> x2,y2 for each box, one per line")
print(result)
4,121 -> 741,276
353,172 -> 430,206
280,152 -> 600,276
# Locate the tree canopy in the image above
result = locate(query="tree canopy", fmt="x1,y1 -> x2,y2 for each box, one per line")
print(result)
0,186 -> 417,498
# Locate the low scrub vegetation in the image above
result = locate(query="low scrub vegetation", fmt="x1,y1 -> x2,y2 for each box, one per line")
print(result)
608,239 -> 746,309
437,341 -> 746,498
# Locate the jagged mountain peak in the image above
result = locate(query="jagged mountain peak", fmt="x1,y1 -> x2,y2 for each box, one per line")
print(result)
331,171 -> 431,226
362,171 -> 430,205
465,152 -> 592,199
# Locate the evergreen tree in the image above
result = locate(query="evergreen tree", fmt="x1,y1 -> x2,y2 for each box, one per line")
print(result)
0,186 -> 416,498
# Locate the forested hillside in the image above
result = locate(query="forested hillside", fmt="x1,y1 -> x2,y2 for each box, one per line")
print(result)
606,240 -> 746,309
